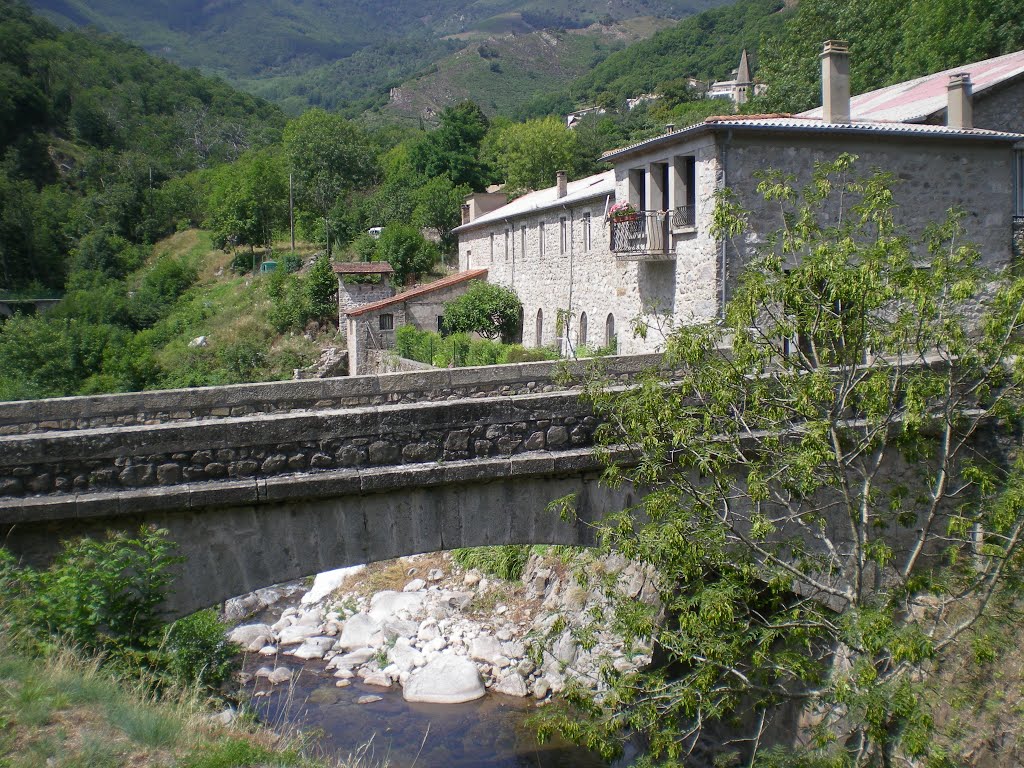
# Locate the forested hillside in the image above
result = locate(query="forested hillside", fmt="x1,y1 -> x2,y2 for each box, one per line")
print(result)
755,0 -> 1024,112
0,0 -> 284,292
27,0 -> 735,115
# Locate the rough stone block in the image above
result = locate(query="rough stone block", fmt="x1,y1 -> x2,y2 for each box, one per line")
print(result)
156,463 -> 182,485
444,430 -> 471,452
368,441 -> 398,465
546,426 -> 569,448
523,431 -> 545,451
402,443 -> 439,462
261,454 -> 287,473
118,465 -> 154,487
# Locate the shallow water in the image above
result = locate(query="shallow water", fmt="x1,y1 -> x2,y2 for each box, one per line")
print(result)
244,657 -> 634,767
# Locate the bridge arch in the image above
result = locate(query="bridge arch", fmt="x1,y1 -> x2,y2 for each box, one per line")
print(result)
4,458 -> 637,619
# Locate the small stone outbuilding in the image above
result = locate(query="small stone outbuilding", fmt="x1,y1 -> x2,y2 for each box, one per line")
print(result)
344,269 -> 488,375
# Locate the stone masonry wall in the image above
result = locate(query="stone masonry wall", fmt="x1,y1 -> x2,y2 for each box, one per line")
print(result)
0,354 -> 663,435
0,389 -> 604,499
459,196 -> 655,355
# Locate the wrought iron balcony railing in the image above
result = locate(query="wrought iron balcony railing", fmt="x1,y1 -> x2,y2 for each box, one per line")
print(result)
671,205 -> 696,228
610,211 -> 670,259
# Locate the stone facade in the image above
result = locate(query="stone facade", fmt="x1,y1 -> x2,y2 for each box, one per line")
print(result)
458,173 -> 659,355
457,47 -> 1024,358
344,270 -> 487,375
458,128 -> 1019,357
0,389 -> 601,499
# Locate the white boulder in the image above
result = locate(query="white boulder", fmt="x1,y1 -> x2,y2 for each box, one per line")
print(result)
337,613 -> 383,650
402,654 -> 485,704
227,623 -> 275,647
301,566 -> 365,605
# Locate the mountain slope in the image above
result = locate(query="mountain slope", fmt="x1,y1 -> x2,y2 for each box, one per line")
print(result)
27,0 -> 737,113
372,22 -> 666,124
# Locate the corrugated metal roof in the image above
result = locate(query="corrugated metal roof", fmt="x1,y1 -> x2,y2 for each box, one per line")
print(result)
602,114 -> 1024,161
800,49 -> 1024,123
452,171 -> 614,233
345,269 -> 488,317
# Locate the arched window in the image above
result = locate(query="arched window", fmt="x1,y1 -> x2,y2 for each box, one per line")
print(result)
579,311 -> 588,348
605,313 -> 616,351
535,308 -> 544,347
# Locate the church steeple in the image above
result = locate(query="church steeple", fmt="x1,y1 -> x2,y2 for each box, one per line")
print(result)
736,49 -> 751,85
735,49 -> 752,105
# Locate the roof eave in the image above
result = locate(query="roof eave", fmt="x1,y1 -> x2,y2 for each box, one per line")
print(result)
451,187 -> 614,234
603,121 -> 1023,162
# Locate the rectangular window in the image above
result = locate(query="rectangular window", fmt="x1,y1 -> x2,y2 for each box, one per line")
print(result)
671,156 -> 697,228
379,313 -> 394,331
539,221 -> 546,256
520,225 -> 526,258
583,213 -> 591,252
1015,150 -> 1024,216
504,229 -> 510,258
559,217 -> 568,254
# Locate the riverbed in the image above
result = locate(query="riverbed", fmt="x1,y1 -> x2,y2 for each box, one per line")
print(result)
243,655 -> 633,767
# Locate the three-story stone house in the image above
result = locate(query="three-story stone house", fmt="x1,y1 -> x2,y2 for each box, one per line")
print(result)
456,43 -> 1024,355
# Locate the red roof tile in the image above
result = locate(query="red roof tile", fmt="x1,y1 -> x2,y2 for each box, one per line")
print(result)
345,269 -> 488,317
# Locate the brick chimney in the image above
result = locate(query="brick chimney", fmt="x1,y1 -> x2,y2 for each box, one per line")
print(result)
820,40 -> 850,124
665,123 -> 675,133
556,170 -> 567,199
946,73 -> 973,129
461,203 -> 471,225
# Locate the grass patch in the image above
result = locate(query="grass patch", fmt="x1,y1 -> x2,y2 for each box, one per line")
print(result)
106,700 -> 183,749
0,633 -> 348,768
451,545 -> 531,581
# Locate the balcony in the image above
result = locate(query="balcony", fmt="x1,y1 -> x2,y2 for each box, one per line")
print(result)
610,211 -> 671,260
1014,215 -> 1024,262
671,204 -> 696,229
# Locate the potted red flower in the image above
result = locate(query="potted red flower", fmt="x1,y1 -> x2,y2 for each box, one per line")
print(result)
609,201 -> 639,223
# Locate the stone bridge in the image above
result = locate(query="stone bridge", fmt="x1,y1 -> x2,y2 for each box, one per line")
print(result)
0,356 -> 661,617
0,298 -> 61,320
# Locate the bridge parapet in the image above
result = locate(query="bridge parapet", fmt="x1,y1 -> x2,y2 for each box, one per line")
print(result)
0,389 -> 607,499
0,354 -> 664,435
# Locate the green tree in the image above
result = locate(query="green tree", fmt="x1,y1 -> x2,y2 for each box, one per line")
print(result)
305,254 -> 338,325
205,148 -> 287,256
409,100 -> 491,191
283,109 -> 374,255
543,156 -> 1024,766
413,174 -> 470,253
442,280 -> 522,341
485,116 -> 585,197
375,224 -> 440,285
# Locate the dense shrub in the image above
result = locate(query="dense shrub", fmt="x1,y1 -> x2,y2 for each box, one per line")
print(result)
0,526 -> 237,691
395,324 -> 558,368
441,281 -> 522,341
164,610 -> 238,691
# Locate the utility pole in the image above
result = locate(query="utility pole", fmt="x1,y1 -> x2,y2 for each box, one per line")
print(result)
289,172 -> 295,253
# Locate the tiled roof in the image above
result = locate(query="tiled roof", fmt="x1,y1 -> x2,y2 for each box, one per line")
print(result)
799,49 -> 1024,123
452,171 -> 614,233
333,261 -> 394,274
601,114 -> 1024,161
345,269 -> 488,317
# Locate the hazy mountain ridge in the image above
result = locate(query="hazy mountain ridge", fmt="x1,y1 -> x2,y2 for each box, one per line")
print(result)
27,0 -> 735,113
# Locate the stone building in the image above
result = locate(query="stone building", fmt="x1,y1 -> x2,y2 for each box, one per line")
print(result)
334,262 -> 396,329
344,269 -> 487,375
455,43 -> 1024,356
